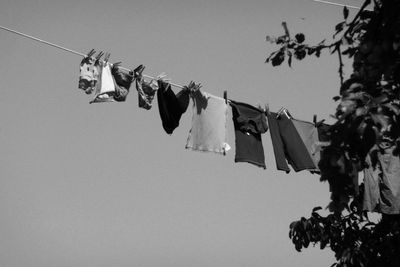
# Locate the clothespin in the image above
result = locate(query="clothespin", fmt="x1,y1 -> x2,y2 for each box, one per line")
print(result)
276,107 -> 292,119
313,115 -> 317,126
95,51 -> 104,61
276,107 -> 284,118
223,90 -> 228,156
157,72 -> 170,82
86,48 -> 96,59
133,65 -> 145,80
223,90 -> 227,104
282,108 -> 292,119
263,104 -> 271,115
105,53 -> 110,62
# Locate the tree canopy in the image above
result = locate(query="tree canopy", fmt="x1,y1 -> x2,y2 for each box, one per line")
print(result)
266,0 -> 400,266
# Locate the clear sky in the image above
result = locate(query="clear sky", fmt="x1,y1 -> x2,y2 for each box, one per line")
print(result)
0,0 -> 361,266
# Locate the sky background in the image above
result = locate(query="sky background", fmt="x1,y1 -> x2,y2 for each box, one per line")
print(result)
0,0 -> 366,266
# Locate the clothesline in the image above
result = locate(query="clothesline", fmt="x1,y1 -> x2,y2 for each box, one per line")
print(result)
311,0 -> 373,11
0,25 -> 186,89
0,24 -> 319,116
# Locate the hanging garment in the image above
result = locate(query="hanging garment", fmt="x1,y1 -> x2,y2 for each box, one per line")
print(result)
313,122 -> 331,171
134,65 -> 157,110
291,119 -> 320,172
138,79 -> 157,109
157,80 -> 190,134
267,111 -> 316,172
230,100 -> 268,168
186,89 -> 230,154
90,62 -> 116,103
267,112 -> 291,172
110,64 -> 134,102
78,50 -> 102,95
363,144 -> 400,214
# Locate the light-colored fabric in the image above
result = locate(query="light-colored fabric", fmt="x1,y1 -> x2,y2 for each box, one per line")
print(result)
363,151 -> 381,212
291,119 -> 320,171
78,55 -> 100,94
90,63 -> 116,103
186,90 -> 230,154
363,145 -> 400,214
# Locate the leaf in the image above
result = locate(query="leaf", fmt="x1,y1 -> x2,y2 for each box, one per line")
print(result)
295,33 -> 305,44
265,51 -> 277,63
334,21 -> 346,37
307,47 -> 315,55
360,10 -> 373,20
312,206 -> 323,212
343,6 -> 349,20
276,35 -> 287,44
271,51 -> 285,66
294,48 -> 306,60
342,47 -> 358,58
333,96 -> 341,101
384,103 -> 400,115
289,221 -> 299,229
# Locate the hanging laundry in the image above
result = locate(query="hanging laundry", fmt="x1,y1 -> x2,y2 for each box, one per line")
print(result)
267,110 -> 316,172
363,140 -> 400,214
78,49 -> 103,95
315,122 -> 331,155
157,79 -> 190,134
186,87 -> 230,155
134,65 -> 157,110
90,60 -> 117,103
267,111 -> 290,173
291,119 -> 320,172
230,100 -> 268,168
110,63 -> 134,102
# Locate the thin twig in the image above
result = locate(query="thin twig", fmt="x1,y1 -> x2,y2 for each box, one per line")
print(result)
337,44 -> 344,85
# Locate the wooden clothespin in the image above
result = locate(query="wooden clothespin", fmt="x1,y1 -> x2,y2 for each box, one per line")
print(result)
223,90 -> 227,104
276,107 -> 291,119
223,90 -> 228,156
282,108 -> 292,119
103,52 -> 111,63
276,107 -> 284,118
263,104 -> 271,115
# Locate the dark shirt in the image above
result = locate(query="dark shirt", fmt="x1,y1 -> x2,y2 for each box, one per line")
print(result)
111,66 -> 133,102
157,80 -> 189,134
230,101 -> 268,169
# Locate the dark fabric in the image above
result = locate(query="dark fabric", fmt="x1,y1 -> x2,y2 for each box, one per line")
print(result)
136,79 -> 157,109
267,112 -> 316,172
111,65 -> 133,102
317,123 -> 331,142
291,119 -> 319,172
277,115 -> 316,171
315,122 -> 331,172
267,112 -> 291,172
157,80 -> 190,134
230,101 -> 268,169
132,64 -> 156,109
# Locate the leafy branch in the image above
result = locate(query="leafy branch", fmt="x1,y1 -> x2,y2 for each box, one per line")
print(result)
266,1 -> 400,266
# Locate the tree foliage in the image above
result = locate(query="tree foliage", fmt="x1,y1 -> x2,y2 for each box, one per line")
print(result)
266,0 -> 400,266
